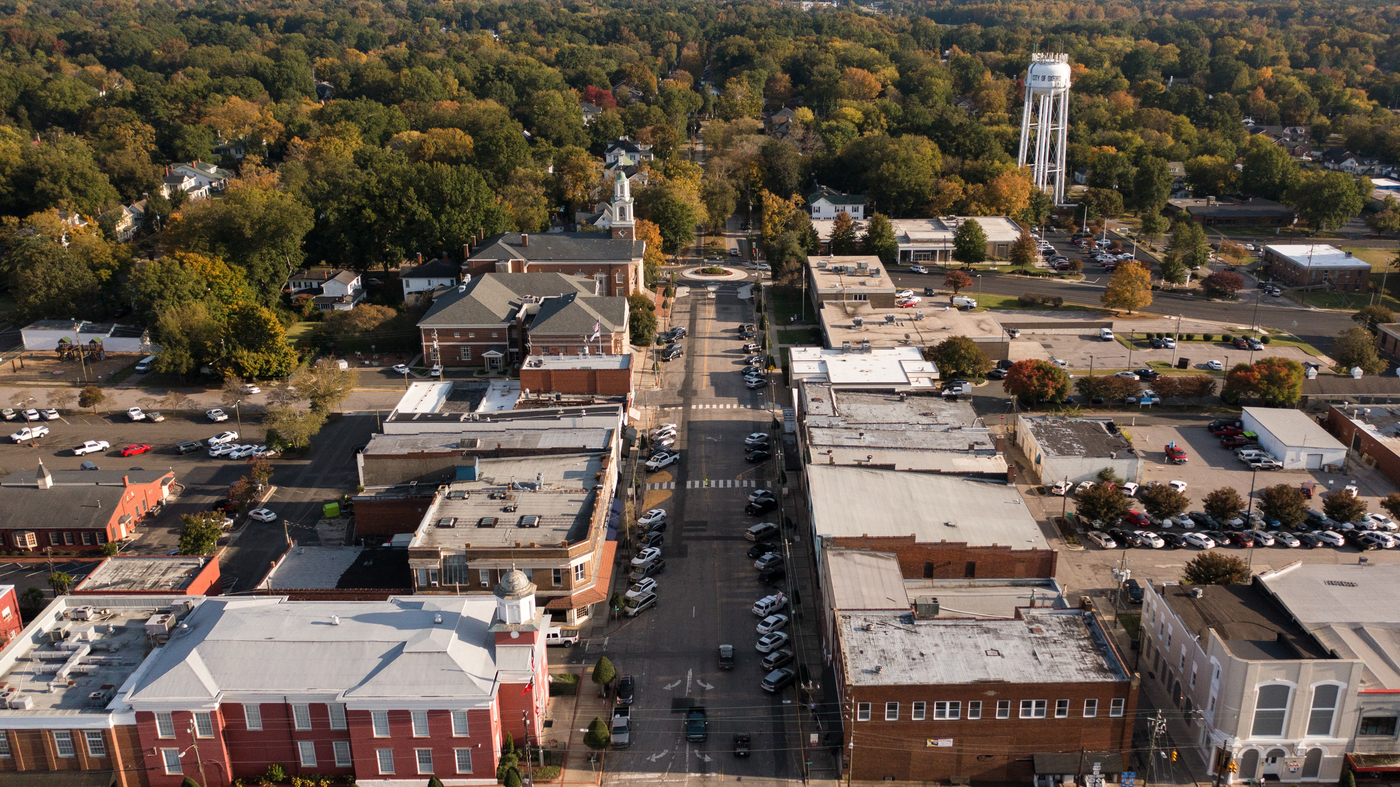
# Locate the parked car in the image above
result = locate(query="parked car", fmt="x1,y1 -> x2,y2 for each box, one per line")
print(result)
120,443 -> 152,457
10,425 -> 49,443
745,499 -> 777,516
630,547 -> 662,567
209,431 -> 239,445
1086,531 -> 1117,549
1183,532 -> 1217,549
756,614 -> 789,635
755,553 -> 785,571
745,448 -> 771,462
1160,532 -> 1188,549
755,631 -> 790,653
646,452 -> 679,471
638,509 -> 667,528
248,508 -> 277,522
1133,530 -> 1165,549
748,489 -> 776,504
73,440 -> 110,456
1205,360 -> 1224,371
761,667 -> 797,693
177,440 -> 204,454
748,542 -> 779,558
745,522 -> 780,541
126,407 -> 146,421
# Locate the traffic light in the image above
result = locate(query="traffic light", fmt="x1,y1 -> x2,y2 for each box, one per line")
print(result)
1228,761 -> 1238,773
1172,751 -> 1178,763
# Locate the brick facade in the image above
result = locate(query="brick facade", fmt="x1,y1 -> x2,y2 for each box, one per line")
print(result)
826,535 -> 1058,580
0,726 -> 144,787
526,330 -> 627,357
519,366 -> 632,396
843,679 -> 1138,781
1326,406 -> 1400,487
0,470 -> 175,552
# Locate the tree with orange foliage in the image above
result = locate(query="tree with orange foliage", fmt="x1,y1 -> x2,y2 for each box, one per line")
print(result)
840,68 -> 882,101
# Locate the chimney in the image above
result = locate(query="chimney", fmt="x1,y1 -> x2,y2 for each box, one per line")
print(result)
36,460 -> 52,490
123,475 -> 130,487
441,250 -> 449,263
416,252 -> 423,264
521,233 -> 529,247
464,243 -> 471,259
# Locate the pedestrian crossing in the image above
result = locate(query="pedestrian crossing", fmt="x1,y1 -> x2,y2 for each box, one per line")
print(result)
644,479 -> 769,490
657,403 -> 757,410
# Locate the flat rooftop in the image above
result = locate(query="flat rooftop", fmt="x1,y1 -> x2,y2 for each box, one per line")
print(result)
364,428 -> 613,457
74,557 -> 210,594
1259,563 -> 1400,689
392,381 -> 490,414
903,579 -> 1067,619
262,547 -> 411,591
0,596 -> 188,714
839,609 -> 1128,686
809,216 -> 1022,246
1021,417 -> 1134,458
525,354 -> 632,370
479,380 -> 521,412
410,454 -> 603,551
789,345 -> 939,390
384,402 -> 622,433
1335,404 -> 1400,447
819,301 -> 1008,348
1266,244 -> 1370,270
806,256 -> 894,294
1158,581 -> 1331,661
802,384 -> 981,427
824,550 -> 911,611
806,465 -> 1050,550
1244,406 -> 1346,449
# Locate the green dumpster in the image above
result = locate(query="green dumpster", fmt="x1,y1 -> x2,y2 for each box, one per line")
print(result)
323,502 -> 341,518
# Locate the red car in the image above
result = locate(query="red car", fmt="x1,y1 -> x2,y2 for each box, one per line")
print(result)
120,443 -> 153,457
1220,435 -> 1254,449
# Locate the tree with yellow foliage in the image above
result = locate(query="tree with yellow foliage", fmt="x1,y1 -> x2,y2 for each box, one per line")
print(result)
1101,262 -> 1153,314
635,220 -> 665,288
203,96 -> 284,149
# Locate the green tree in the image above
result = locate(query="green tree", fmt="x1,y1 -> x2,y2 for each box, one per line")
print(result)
928,336 -> 991,379
155,302 -> 223,378
1185,155 -> 1238,197
4,134 -> 120,217
1223,357 -> 1305,407
1139,211 -> 1169,245
1165,220 -> 1211,272
503,769 -> 523,787
944,270 -> 973,294
221,303 -> 299,379
1365,200 -> 1400,236
128,252 -> 253,326
1010,229 -> 1037,271
263,406 -> 328,450
294,357 -> 360,414
592,656 -> 617,693
1382,493 -> 1400,522
628,293 -> 658,346
182,777 -> 203,787
583,717 -> 611,750
1354,305 -> 1396,334
1182,552 -> 1250,585
19,587 -> 46,610
1334,327 -> 1387,375
1131,156 -> 1172,213
1322,490 -> 1367,524
1138,484 -> 1190,519
1259,484 -> 1308,529
179,512 -> 224,555
1241,136 -> 1300,200
48,571 -> 75,595
1076,484 -> 1132,526
651,193 -> 696,255
1203,488 -> 1246,523
952,219 -> 987,266
1285,171 -> 1366,233
859,213 -> 898,265
828,211 -> 859,256
78,385 -> 105,414
167,183 -> 314,303
1101,262 -> 1153,313
428,777 -> 446,787
1003,359 -> 1071,405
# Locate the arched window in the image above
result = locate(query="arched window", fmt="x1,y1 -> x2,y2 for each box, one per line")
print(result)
1307,683 -> 1344,737
1301,748 -> 1323,779
1238,749 -> 1260,781
1251,683 -> 1294,737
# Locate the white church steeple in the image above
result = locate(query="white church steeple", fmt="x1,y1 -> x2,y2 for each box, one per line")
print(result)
610,171 -> 634,239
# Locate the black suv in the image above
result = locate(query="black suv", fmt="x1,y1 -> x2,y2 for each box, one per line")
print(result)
661,344 -> 684,361
745,499 -> 778,516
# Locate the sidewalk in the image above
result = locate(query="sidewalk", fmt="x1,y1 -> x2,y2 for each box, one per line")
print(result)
546,665 -> 612,787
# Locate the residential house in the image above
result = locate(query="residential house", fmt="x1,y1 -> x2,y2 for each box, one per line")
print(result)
400,254 -> 463,300
807,186 -> 866,221
1167,161 -> 1189,197
159,170 -> 206,201
417,273 -> 628,371
766,107 -> 796,137
104,199 -> 148,242
579,101 -> 603,125
0,463 -> 175,551
173,161 -> 233,195
1321,149 -> 1366,174
1139,579 -> 1361,783
288,269 -> 366,311
603,137 -> 654,166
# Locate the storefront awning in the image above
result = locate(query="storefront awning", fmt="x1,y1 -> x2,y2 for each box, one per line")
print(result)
1347,753 -> 1400,772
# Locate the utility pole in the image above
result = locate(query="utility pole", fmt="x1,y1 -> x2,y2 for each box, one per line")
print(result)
1146,710 -> 1168,787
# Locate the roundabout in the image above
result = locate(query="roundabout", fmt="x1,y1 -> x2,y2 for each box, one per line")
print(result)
677,265 -> 750,281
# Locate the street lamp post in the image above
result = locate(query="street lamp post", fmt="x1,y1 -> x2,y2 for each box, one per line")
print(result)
183,723 -> 209,787
1171,314 -> 1183,367
975,274 -> 982,309
1249,289 -> 1264,362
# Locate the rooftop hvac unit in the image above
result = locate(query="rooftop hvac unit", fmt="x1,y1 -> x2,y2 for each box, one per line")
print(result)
145,613 -> 175,637
852,317 -> 864,327
816,260 -> 827,269
860,340 -> 872,353
869,267 -> 879,277
914,311 -> 925,321
70,606 -> 96,621
8,695 -> 32,710
855,261 -> 868,271
841,341 -> 852,352
885,314 -> 897,324
914,597 -> 940,619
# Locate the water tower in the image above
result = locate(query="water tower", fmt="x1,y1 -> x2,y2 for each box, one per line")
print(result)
1017,53 -> 1072,205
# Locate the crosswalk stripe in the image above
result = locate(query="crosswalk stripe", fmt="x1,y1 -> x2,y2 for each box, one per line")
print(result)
666,479 -> 769,490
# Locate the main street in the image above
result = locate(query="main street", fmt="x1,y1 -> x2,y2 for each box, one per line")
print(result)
599,284 -> 809,787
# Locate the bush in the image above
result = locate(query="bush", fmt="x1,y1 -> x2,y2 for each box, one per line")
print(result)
265,765 -> 287,784
533,766 -> 562,781
1221,334 -> 1231,343
1202,333 -> 1214,342
1185,333 -> 1196,341
550,674 -> 580,696
1018,293 -> 1039,306
1262,335 -> 1271,344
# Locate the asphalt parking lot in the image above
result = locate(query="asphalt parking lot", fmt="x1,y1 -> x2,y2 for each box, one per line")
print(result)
1034,335 -> 1319,373
1,410 -> 376,588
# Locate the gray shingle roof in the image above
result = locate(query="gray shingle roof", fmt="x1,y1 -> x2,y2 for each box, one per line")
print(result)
529,292 -> 627,336
419,273 -> 597,328
470,232 -> 643,261
0,468 -> 173,531
402,259 -> 460,280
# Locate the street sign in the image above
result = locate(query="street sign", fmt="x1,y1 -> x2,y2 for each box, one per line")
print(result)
1121,770 -> 1136,787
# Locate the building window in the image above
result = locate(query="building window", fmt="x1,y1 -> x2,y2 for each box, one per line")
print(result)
479,569 -> 491,587
417,748 -> 434,774
460,347 -> 472,361
1252,684 -> 1292,737
293,704 -> 312,731
0,731 -> 9,757
49,532 -> 59,545
195,711 -> 215,738
53,731 -> 75,757
412,710 -> 430,736
82,532 -> 93,545
452,711 -> 470,736
912,702 -> 926,721
329,704 -> 347,730
64,532 -> 74,545
372,711 -> 390,737
1360,716 -> 1399,736
1191,663 -> 1198,689
1308,685 -> 1341,736
968,701 -> 982,720
244,704 -> 263,730
1056,700 -> 1070,718
574,563 -> 586,583
934,701 -> 960,720
156,711 -> 176,738
885,702 -> 899,721
553,568 -> 564,586
996,700 -> 1010,719
334,741 -> 352,768
162,749 -> 182,775
1179,648 -> 1187,670
298,741 -> 317,768
1021,700 -> 1047,719
85,731 -> 107,757
1084,700 -> 1099,718
857,702 -> 871,722
377,749 -> 395,774
1110,698 -> 1126,717
456,749 -> 474,774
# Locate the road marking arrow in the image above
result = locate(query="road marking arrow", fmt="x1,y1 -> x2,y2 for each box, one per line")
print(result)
648,750 -> 671,763
663,679 -> 682,691
696,679 -> 713,691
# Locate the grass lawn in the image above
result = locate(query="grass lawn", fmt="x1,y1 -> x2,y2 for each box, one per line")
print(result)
285,321 -> 318,347
1119,612 -> 1141,640
776,327 -> 821,346
1297,288 -> 1400,312
975,294 -> 1092,312
549,673 -> 579,696
1339,247 -> 1397,269
769,285 -> 807,326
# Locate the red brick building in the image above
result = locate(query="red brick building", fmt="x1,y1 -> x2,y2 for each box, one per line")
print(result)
826,534 -> 1057,580
465,229 -> 644,297
837,607 -> 1138,782
520,354 -> 633,397
0,586 -> 20,648
0,465 -> 175,551
74,556 -> 224,596
417,273 -> 628,372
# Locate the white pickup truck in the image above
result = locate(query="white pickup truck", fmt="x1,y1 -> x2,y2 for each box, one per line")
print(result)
610,707 -> 632,749
10,425 -> 49,443
545,626 -> 579,647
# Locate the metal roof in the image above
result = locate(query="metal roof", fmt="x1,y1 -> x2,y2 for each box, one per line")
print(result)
1259,563 -> 1400,689
1242,406 -> 1346,449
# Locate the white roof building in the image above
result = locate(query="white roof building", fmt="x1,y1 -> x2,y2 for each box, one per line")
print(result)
1241,406 -> 1347,470
788,345 -> 939,390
